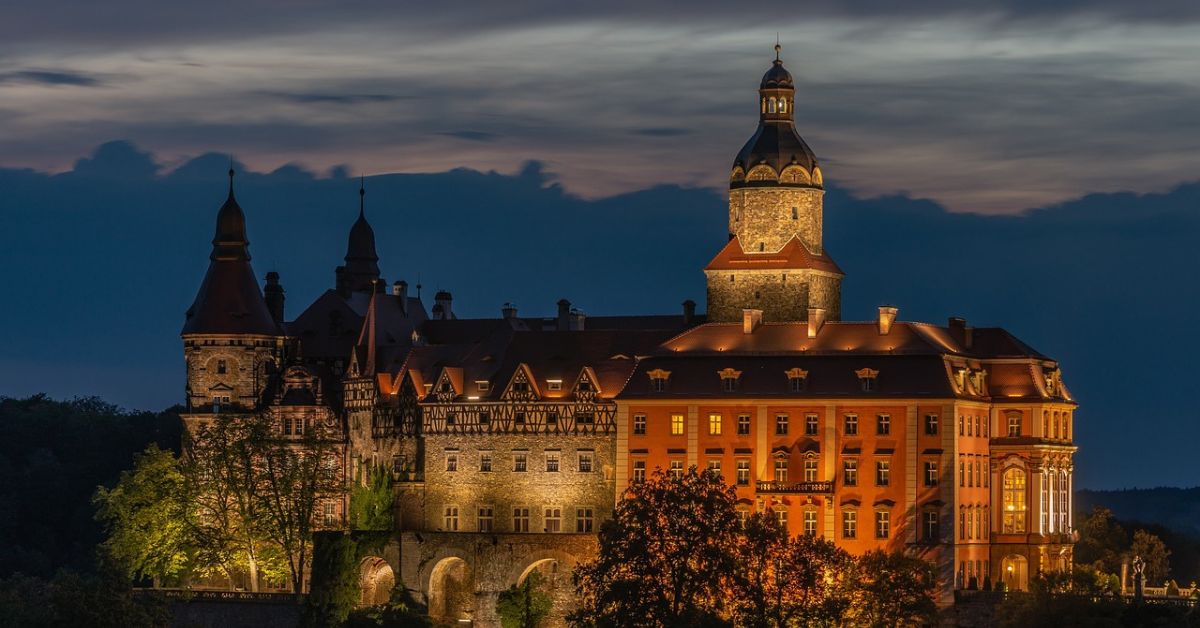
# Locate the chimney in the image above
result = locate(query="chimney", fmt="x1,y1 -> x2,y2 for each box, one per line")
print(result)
557,299 -> 571,331
682,300 -> 696,327
570,307 -> 586,331
877,306 -> 898,335
264,272 -> 285,325
502,302 -> 518,319
742,308 -> 763,334
948,316 -> 973,349
807,308 -> 827,338
393,281 -> 408,316
434,290 -> 453,320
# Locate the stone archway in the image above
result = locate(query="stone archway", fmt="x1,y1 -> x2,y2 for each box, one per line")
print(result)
428,556 -> 475,623
1001,554 -> 1029,592
508,551 -> 580,628
359,556 -> 395,606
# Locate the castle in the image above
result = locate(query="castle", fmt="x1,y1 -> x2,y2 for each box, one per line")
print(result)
180,46 -> 1077,625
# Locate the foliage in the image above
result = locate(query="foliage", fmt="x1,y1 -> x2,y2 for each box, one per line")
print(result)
1075,507 -> 1128,576
93,445 -> 194,585
729,512 -> 852,628
344,587 -> 431,628
1128,530 -> 1171,586
991,567 -> 1200,628
302,531 -> 395,628
570,466 -> 739,627
497,570 -> 553,628
349,463 -> 394,531
0,567 -> 170,628
846,550 -> 938,628
0,395 -> 181,578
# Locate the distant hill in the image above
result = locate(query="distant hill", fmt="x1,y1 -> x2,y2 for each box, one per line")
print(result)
1077,488 -> 1200,537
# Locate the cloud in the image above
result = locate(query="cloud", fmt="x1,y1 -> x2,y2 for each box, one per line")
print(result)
434,130 -> 500,142
264,91 -> 403,105
631,127 -> 691,137
0,69 -> 102,86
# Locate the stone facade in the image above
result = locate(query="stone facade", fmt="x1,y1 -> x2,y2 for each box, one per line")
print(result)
182,334 -> 283,412
705,268 -> 841,323
729,187 -> 824,254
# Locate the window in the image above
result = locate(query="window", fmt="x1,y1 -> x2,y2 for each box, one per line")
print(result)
544,507 -> 562,533
1002,468 -> 1027,533
959,459 -> 965,487
578,452 -> 593,473
670,414 -> 685,435
629,460 -> 646,483
791,206 -> 799,220
843,510 -> 857,539
924,511 -> 939,541
1007,415 -> 1021,437
211,395 -> 230,413
877,414 -> 891,436
803,510 -> 817,536
512,381 -> 529,393
960,508 -> 966,540
513,507 -> 530,532
722,376 -> 738,392
633,414 -> 646,435
478,506 -> 494,533
875,510 -> 890,539
576,508 -> 594,532
804,414 -> 819,436
443,506 -> 459,531
768,97 -> 777,113
547,380 -> 562,391
578,380 -> 592,392
709,413 -> 722,435
960,415 -> 965,436
479,412 -> 490,426
925,414 -> 938,435
775,414 -> 789,435
217,359 -> 227,374
924,461 -> 938,487
789,375 -> 805,392
480,452 -> 492,473
737,414 -> 751,435
843,459 -> 858,486
669,460 -> 684,479
514,453 -> 528,472
876,460 -> 890,487
975,415 -> 981,438
844,414 -> 858,436
652,377 -> 667,393
446,453 -> 458,472
737,508 -> 750,525
861,377 -> 876,392
546,452 -> 560,472
323,502 -> 336,527
779,99 -> 787,114
515,412 -> 526,426
966,415 -> 972,436
804,458 -> 818,482
477,381 -> 490,392
774,459 -> 788,482
736,460 -> 750,486
775,508 -> 787,527
707,459 -> 722,476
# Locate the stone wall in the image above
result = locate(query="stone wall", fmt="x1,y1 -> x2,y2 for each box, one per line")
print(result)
729,187 -> 823,254
183,334 -> 281,410
705,268 -> 841,323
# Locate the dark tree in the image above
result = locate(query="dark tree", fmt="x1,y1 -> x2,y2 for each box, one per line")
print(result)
848,550 -> 938,628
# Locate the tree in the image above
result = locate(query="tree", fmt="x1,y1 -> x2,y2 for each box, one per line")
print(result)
570,467 -> 740,627
847,550 -> 937,628
93,445 -> 195,586
344,587 -> 432,628
1074,507 -> 1127,577
497,570 -> 553,628
729,513 -> 852,628
349,464 -> 394,531
1128,529 -> 1171,586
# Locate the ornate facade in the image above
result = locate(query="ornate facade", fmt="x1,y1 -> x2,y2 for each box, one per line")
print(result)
180,46 -> 1076,625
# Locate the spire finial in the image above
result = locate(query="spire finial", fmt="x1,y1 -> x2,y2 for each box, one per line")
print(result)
358,175 -> 365,217
227,156 -> 236,195
774,35 -> 782,62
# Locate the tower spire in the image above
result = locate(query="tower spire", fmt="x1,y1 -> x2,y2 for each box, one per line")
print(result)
359,175 -> 365,218
775,35 -> 781,61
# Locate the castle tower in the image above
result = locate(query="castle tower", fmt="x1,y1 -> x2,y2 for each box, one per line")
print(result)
181,169 -> 283,414
704,44 -> 843,323
337,179 -> 382,295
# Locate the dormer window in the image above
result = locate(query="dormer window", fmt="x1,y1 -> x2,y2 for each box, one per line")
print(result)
855,368 -> 879,392
476,381 -> 490,392
785,368 -> 808,393
954,368 -> 967,391
718,368 -> 742,393
578,380 -> 592,392
439,381 -> 451,394
547,379 -> 562,391
648,369 -> 671,393
512,381 -> 530,394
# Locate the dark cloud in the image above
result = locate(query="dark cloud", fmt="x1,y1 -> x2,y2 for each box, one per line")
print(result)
265,92 -> 402,105
631,127 -> 691,137
434,130 -> 500,142
0,69 -> 101,86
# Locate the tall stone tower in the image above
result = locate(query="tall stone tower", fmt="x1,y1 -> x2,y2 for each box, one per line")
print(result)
181,169 -> 284,416
705,45 -> 843,323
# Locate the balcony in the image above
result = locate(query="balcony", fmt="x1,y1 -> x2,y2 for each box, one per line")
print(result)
756,480 -> 834,494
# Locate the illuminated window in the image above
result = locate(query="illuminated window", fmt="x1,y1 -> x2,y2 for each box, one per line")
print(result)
779,99 -> 787,114
924,461 -> 938,487
633,460 -> 646,482
545,452 -> 560,472
775,507 -> 787,527
844,414 -> 858,436
775,414 -> 789,435
774,459 -> 788,482
446,453 -> 458,472
480,452 -> 492,472
669,460 -> 684,479
576,508 -> 594,532
843,459 -> 858,486
443,506 -> 459,531
547,380 -> 562,391
633,414 -> 646,435
670,414 -> 685,435
1008,414 -> 1021,437
707,459 -> 722,476
513,507 -> 530,532
875,510 -> 890,539
959,508 -> 966,540
803,510 -> 817,536
924,510 -> 939,541
804,458 -> 818,482
737,414 -> 751,435
736,460 -> 750,485
959,458 -> 965,487
876,460 -> 890,487
1002,468 -> 1027,533
478,506 -> 493,533
843,510 -> 857,538
709,413 -> 722,435
805,414 -> 819,436
578,452 -> 593,473
544,507 -> 561,533
514,453 -> 528,472
925,414 -> 938,435
768,97 -> 777,113
877,414 -> 891,436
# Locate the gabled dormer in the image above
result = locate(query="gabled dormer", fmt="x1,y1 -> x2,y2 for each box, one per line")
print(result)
573,367 -> 600,401
432,367 -> 464,402
501,364 -> 540,401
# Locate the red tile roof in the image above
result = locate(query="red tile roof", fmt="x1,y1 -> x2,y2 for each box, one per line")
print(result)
704,236 -> 843,274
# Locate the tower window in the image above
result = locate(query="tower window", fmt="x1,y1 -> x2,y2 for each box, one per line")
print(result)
779,99 -> 787,114
217,359 -> 227,374
758,242 -> 765,252
791,207 -> 798,220
768,97 -> 777,113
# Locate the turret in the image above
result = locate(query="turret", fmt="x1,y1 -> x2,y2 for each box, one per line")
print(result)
340,179 -> 381,295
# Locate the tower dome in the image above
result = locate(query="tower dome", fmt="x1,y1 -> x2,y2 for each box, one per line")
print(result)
342,179 -> 381,293
732,44 -> 820,189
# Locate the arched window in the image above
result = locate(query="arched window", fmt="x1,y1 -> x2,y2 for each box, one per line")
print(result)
779,99 -> 787,113
1002,468 -> 1027,533
768,97 -> 777,113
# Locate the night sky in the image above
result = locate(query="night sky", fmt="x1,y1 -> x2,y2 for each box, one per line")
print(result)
2,3 -> 1199,490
